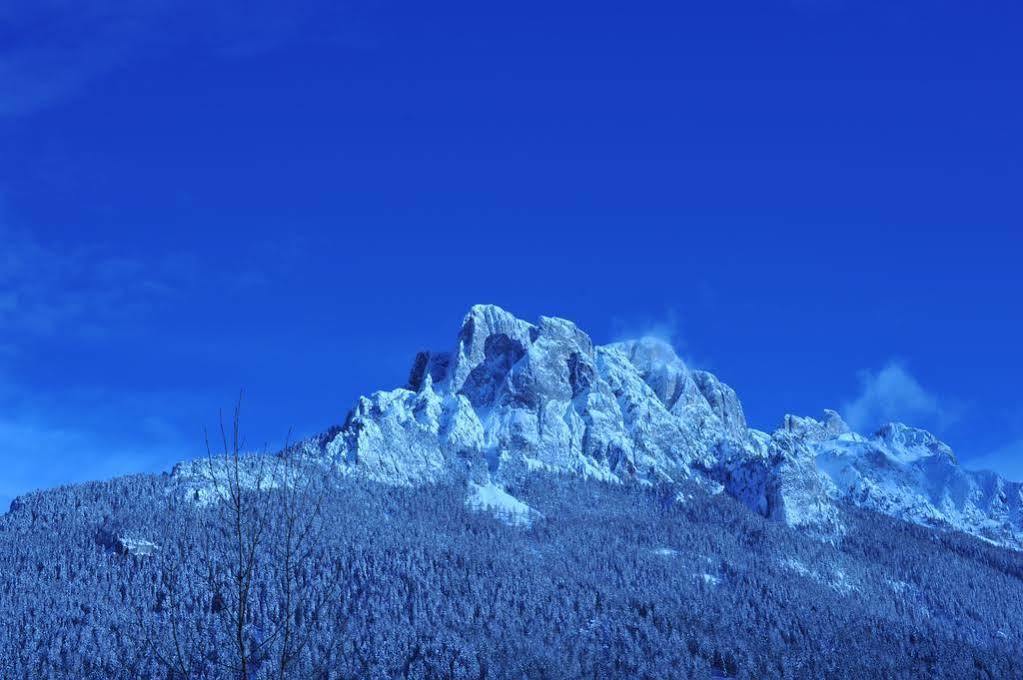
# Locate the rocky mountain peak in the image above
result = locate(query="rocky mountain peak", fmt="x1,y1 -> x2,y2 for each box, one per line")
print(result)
449,304 -> 537,397
874,422 -> 957,464
296,304 -> 1022,549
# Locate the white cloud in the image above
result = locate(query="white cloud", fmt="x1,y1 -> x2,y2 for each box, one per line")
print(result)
841,362 -> 946,433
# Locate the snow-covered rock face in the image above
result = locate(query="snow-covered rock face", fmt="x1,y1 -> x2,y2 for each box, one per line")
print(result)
317,305 -> 746,488
815,423 -> 1023,549
873,422 -> 956,464
296,304 -> 1023,550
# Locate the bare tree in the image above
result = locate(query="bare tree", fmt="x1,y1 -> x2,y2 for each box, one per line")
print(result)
146,394 -> 342,679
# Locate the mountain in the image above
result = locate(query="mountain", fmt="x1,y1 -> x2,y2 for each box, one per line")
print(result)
4,304 -> 1023,679
272,304 -> 1022,549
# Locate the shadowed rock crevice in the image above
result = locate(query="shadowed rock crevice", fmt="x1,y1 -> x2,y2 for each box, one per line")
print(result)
459,333 -> 527,407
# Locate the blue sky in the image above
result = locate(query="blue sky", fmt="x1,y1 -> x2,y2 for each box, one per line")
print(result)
1,0 -> 1021,508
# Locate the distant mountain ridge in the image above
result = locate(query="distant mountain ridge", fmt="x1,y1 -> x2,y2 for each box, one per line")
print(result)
265,304 -> 1023,548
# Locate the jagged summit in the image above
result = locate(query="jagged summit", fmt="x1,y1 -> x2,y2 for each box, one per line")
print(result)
873,422 -> 957,464
280,304 -> 1022,547
312,304 -> 745,488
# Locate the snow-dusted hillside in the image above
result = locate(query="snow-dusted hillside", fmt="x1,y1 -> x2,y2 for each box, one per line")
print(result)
203,304 -> 1023,549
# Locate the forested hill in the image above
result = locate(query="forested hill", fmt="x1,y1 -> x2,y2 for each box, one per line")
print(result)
2,472 -> 1023,678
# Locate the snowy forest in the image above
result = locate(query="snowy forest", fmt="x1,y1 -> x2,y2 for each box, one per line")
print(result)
2,454 -> 1022,679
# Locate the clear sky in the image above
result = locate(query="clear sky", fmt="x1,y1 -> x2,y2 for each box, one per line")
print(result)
1,0 -> 1021,509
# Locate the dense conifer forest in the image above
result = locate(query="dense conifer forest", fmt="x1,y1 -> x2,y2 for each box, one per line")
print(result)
2,467 -> 1022,679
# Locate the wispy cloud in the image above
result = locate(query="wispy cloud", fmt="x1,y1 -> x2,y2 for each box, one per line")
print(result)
1,2 -> 156,117
0,225 -> 304,342
609,308 -> 682,346
841,361 -> 950,433
607,307 -> 715,372
0,1 -> 359,117
0,223 -> 270,510
0,227 -> 184,338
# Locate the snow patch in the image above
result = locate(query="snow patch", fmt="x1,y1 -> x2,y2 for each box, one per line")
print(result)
117,536 -> 159,557
781,558 -> 814,579
885,578 -> 914,595
781,558 -> 857,594
465,481 -> 538,527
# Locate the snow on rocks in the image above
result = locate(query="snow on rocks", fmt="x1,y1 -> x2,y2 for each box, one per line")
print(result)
465,481 -> 539,527
814,424 -> 1023,549
171,456 -> 284,506
116,536 -> 159,557
278,304 -> 1023,549
314,305 -> 741,488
